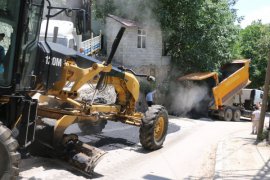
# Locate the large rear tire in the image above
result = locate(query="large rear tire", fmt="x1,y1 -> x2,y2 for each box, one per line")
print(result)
139,105 -> 168,150
0,124 -> 21,180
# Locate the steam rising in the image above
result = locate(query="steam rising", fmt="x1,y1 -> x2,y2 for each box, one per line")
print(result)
169,82 -> 211,117
97,0 -> 160,28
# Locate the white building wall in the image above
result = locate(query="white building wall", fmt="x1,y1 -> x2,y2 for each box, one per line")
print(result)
105,17 -> 169,67
123,26 -> 163,66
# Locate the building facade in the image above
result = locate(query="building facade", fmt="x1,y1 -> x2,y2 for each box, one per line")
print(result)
106,15 -> 170,84
105,15 -> 171,108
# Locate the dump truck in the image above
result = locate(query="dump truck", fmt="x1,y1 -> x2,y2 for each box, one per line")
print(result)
178,59 -> 255,121
39,20 -> 102,56
0,0 -> 168,178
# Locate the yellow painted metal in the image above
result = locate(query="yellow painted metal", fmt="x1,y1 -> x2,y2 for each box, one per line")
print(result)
39,94 -> 51,104
38,57 -> 143,135
39,95 -> 82,110
107,77 -> 128,106
53,115 -> 77,144
124,120 -> 141,126
106,75 -> 138,113
38,105 -> 84,119
212,59 -> 251,109
42,57 -> 140,115
178,72 -> 219,82
90,104 -> 121,113
123,72 -> 140,102
65,98 -> 83,108
117,112 -> 143,126
12,115 -> 22,129
154,116 -> 165,141
47,60 -> 112,98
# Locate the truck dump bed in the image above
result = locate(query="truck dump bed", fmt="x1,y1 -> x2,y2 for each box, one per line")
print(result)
178,59 -> 251,109
213,59 -> 251,109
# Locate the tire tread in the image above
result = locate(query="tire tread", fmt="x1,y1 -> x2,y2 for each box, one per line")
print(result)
140,105 -> 168,150
0,125 -> 21,180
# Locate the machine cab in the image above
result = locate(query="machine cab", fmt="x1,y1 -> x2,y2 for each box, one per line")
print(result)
0,0 -> 44,94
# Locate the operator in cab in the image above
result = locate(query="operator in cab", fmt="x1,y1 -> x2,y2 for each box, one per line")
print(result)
0,33 -> 5,63
0,33 -> 5,73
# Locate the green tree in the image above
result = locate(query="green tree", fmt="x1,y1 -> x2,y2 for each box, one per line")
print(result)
93,0 -> 115,21
238,21 -> 270,88
153,0 -> 240,73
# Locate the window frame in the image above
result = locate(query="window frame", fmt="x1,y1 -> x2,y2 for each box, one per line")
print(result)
137,28 -> 146,49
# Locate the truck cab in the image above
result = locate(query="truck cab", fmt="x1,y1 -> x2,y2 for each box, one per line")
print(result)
39,20 -> 76,49
233,88 -> 263,111
39,19 -> 102,56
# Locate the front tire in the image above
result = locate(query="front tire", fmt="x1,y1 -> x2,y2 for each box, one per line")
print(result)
140,105 -> 168,150
0,124 -> 21,180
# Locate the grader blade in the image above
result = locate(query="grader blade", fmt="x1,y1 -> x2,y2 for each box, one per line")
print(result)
32,119 -> 106,176
67,142 -> 106,175
57,133 -> 106,175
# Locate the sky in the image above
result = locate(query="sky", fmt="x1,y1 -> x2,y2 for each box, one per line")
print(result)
234,0 -> 270,28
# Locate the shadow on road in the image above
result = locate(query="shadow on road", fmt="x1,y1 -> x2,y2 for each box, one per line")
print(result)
252,159 -> 270,180
77,121 -> 181,153
143,174 -> 172,180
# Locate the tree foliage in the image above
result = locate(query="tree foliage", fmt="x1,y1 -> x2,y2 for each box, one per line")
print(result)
93,0 -> 115,21
153,0 -> 240,73
238,21 -> 270,88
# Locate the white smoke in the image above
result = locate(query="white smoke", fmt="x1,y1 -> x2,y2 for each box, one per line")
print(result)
113,0 -> 159,27
169,81 -> 211,117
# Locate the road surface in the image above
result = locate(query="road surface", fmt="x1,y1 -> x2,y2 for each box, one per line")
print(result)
19,116 -> 253,179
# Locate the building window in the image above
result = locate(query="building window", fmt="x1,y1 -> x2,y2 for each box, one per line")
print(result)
137,28 -> 146,48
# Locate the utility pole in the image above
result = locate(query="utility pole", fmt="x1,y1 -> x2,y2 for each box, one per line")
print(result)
257,51 -> 270,140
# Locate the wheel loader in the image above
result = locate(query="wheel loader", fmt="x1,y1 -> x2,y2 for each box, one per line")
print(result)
0,0 -> 169,178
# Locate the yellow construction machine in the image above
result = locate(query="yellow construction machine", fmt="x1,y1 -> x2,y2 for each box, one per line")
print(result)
0,0 -> 168,178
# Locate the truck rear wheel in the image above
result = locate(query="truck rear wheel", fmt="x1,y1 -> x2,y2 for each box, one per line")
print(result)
224,107 -> 233,121
233,109 -> 241,122
139,105 -> 168,150
0,124 -> 21,180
